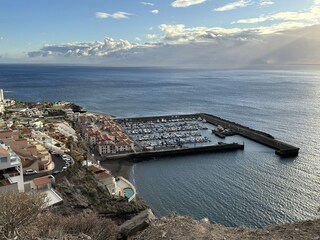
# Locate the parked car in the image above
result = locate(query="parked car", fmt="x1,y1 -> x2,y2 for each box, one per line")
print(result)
24,169 -> 37,175
51,151 -> 59,156
52,170 -> 60,175
62,166 -> 68,171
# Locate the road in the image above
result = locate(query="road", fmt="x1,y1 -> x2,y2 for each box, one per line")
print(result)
23,154 -> 68,181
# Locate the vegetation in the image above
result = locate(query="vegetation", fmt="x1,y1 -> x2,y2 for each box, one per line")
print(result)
0,190 -> 119,240
30,212 -> 117,240
0,191 -> 47,239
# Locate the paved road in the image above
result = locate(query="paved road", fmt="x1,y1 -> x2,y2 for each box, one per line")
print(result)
52,154 -> 66,172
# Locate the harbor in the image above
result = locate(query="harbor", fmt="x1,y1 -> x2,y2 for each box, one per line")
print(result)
116,113 -> 299,159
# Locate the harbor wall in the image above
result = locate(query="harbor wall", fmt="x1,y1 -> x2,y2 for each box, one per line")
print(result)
103,143 -> 244,162
199,113 -> 299,157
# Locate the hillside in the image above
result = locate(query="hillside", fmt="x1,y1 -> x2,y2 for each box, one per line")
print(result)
129,215 -> 320,240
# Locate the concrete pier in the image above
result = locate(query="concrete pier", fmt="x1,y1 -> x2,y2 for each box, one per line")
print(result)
103,143 -> 244,162
199,113 -> 299,157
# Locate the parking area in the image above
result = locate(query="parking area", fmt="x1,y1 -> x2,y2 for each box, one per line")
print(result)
51,153 -> 74,175
24,153 -> 74,181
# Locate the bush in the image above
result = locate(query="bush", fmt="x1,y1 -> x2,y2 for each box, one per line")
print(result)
0,191 -> 47,239
33,212 -> 118,240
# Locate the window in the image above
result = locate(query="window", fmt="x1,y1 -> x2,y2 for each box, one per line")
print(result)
1,157 -> 7,163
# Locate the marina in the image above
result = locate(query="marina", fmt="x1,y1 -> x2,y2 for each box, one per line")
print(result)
120,118 -> 211,149
116,113 -> 299,159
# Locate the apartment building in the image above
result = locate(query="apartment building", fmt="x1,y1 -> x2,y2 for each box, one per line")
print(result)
0,143 -> 24,192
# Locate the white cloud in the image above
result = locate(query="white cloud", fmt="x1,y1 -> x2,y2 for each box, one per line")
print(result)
0,37 -> 3,40
214,0 -> 251,12
95,11 -> 132,19
27,21 -> 320,67
159,24 -> 240,43
236,0 -> 320,23
146,34 -> 158,39
171,0 -> 207,8
28,38 -> 137,58
135,37 -> 142,41
260,0 -> 274,6
140,2 -> 154,6
150,9 -> 159,14
158,21 -> 312,44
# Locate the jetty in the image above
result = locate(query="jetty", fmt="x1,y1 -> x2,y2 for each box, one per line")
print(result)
199,113 -> 299,157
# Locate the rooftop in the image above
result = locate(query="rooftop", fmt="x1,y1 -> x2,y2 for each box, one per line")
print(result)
33,176 -> 51,186
0,147 -> 9,155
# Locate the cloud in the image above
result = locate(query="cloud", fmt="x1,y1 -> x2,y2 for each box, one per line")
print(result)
171,0 -> 207,8
27,24 -> 320,68
146,34 -> 158,39
135,37 -> 142,41
235,0 -> 320,23
150,9 -> 159,14
214,0 -> 251,12
158,21 -> 305,44
159,24 -> 244,43
260,0 -> 274,6
0,37 -> 3,40
95,11 -> 132,19
28,38 -> 136,58
140,2 -> 154,6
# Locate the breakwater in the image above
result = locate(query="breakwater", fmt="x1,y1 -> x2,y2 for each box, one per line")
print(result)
103,143 -> 244,162
199,113 -> 299,157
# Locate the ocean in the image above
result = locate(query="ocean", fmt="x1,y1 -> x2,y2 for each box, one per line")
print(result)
0,64 -> 319,227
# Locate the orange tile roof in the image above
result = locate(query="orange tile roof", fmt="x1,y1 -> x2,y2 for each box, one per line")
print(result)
33,176 -> 51,186
95,171 -> 112,180
88,165 -> 101,173
0,147 -> 9,155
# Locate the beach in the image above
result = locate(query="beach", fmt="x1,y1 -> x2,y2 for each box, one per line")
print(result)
101,160 -> 133,179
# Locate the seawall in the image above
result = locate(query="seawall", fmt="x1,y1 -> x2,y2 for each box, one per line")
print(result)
103,143 -> 244,162
199,113 -> 299,157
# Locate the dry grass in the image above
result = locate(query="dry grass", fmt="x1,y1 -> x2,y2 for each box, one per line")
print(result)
27,212 -> 118,240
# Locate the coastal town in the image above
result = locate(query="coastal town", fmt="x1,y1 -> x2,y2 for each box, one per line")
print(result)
0,85 -> 300,208
0,89 -> 137,207
0,87 -> 309,240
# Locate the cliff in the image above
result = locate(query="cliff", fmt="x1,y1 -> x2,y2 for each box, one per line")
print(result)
29,162 -> 319,240
51,162 -> 147,223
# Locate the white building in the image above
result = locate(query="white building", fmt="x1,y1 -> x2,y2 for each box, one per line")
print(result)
0,89 -> 5,114
0,143 -> 24,192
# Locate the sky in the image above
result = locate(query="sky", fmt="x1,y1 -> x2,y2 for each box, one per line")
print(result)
1,0 -> 320,67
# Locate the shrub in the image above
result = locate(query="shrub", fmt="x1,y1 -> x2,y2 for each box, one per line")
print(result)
0,191 -> 47,239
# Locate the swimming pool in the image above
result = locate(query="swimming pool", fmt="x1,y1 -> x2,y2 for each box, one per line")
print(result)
123,187 -> 134,199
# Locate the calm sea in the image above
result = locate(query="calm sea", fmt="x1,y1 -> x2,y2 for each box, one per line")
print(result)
0,64 -> 319,227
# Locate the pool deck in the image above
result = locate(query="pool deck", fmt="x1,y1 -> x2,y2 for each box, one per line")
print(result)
116,177 -> 136,202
